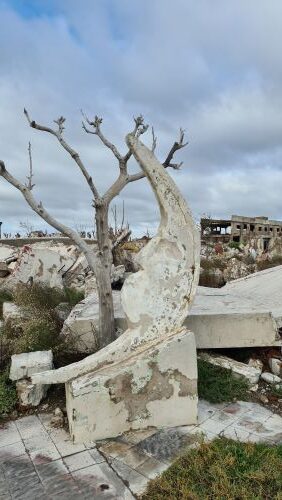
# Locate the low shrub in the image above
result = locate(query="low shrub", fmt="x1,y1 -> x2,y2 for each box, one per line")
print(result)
228,241 -> 241,250
199,270 -> 225,288
120,241 -> 140,253
4,314 -> 64,355
13,283 -> 65,311
142,438 -> 282,500
198,359 -> 249,403
200,258 -> 226,271
243,254 -> 256,265
63,287 -> 84,307
257,255 -> 282,271
1,283 -> 75,365
0,290 -> 13,318
0,369 -> 17,415
271,385 -> 282,399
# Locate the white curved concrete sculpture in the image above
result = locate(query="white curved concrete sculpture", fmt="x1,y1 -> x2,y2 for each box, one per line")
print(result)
32,134 -> 200,441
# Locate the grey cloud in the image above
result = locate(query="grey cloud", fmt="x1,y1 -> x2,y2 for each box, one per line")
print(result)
1,0 -> 282,236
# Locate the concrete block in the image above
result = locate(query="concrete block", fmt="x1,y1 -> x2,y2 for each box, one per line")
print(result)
16,379 -> 49,407
198,352 -> 262,385
2,302 -> 22,324
261,372 -> 282,384
187,311 -> 279,349
10,350 -> 53,381
66,330 -> 198,443
61,291 -> 126,353
269,358 -> 282,377
0,262 -> 10,277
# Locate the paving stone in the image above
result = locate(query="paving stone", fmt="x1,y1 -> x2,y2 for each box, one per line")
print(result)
63,450 -> 97,472
35,458 -> 68,481
72,462 -> 134,499
221,426 -> 251,442
47,427 -> 86,457
0,441 -> 26,462
185,426 -> 217,443
197,401 -> 219,424
111,458 -> 148,496
199,413 -> 238,435
98,440 -> 134,460
0,400 -> 280,498
135,456 -> 168,480
221,402 -> 251,419
111,446 -> 149,469
234,414 -> 269,434
120,428 -> 157,445
0,422 -> 22,448
29,446 -> 61,464
7,472 -> 42,497
136,427 -> 200,463
1,455 -> 35,479
246,433 -> 275,445
36,459 -> 80,495
23,431 -> 61,464
88,447 -> 105,464
15,415 -> 45,439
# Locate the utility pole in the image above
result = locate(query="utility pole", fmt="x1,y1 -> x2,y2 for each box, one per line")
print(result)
0,222 -> 2,239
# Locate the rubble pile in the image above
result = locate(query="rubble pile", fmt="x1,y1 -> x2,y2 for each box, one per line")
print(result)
200,239 -> 282,287
0,241 -> 129,294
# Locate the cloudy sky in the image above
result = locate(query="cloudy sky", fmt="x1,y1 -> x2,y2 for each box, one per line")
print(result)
1,0 -> 282,236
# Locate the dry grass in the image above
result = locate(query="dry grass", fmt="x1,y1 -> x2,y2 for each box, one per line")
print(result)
142,438 -> 282,499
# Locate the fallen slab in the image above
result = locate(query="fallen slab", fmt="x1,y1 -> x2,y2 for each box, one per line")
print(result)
10,350 -> 53,407
4,242 -> 77,290
198,352 -> 262,385
186,266 -> 282,348
61,290 -> 127,353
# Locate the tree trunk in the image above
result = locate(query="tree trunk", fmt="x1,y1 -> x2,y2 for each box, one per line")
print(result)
95,203 -> 115,348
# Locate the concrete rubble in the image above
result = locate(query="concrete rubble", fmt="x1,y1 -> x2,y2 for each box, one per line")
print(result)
198,352 -> 262,386
0,240 -> 127,295
2,242 -> 78,290
10,351 -> 53,407
0,261 -> 10,277
61,290 -> 126,353
32,134 -> 200,442
260,372 -> 282,385
187,265 -> 282,348
59,265 -> 282,354
2,301 -> 25,332
269,358 -> 282,377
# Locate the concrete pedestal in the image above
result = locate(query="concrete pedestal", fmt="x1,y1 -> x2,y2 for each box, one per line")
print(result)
66,330 -> 198,443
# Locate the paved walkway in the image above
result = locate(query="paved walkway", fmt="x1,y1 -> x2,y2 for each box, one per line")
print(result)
0,400 -> 281,498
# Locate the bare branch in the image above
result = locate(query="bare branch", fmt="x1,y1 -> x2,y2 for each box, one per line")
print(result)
25,142 -> 35,190
0,160 -> 96,269
121,200 -> 125,230
123,115 -> 149,163
81,111 -> 123,162
163,127 -> 188,168
24,109 -> 100,201
112,227 -> 131,248
54,116 -> 66,135
151,127 -> 157,153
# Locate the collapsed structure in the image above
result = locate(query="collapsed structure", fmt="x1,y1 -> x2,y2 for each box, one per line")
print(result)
201,215 -> 282,251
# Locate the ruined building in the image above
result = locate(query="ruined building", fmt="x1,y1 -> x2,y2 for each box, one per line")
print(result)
201,215 -> 282,250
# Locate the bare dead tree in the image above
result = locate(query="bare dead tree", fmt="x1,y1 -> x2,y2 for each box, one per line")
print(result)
0,110 -> 188,348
